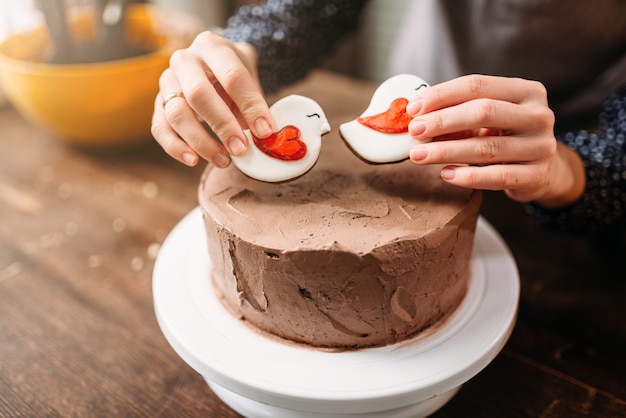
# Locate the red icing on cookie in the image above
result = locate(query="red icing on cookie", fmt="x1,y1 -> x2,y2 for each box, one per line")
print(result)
253,125 -> 307,161
357,97 -> 411,133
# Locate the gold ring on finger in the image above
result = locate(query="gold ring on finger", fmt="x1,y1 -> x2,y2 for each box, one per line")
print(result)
162,92 -> 185,109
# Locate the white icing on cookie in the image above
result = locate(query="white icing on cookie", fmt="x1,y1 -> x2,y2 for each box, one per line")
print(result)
339,74 -> 430,164
231,95 -> 330,183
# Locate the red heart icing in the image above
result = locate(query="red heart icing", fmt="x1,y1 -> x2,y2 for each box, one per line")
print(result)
357,97 -> 411,133
253,125 -> 307,161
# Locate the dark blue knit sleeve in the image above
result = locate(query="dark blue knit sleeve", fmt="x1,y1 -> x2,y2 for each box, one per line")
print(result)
223,0 -> 368,93
525,84 -> 626,233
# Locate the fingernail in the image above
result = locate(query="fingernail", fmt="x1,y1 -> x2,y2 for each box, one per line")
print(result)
254,117 -> 272,138
406,99 -> 422,116
212,152 -> 231,168
409,120 -> 426,136
226,136 -> 246,155
441,167 -> 456,180
410,146 -> 428,161
182,151 -> 197,166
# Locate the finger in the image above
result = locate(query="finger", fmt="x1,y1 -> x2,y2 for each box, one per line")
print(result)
409,98 -> 550,141
408,74 -> 548,116
162,91 -> 233,168
158,69 -> 232,168
169,47 -> 248,157
151,92 -> 199,166
410,134 -> 555,166
431,130 -> 475,141
171,32 -> 273,145
205,39 -> 274,139
439,163 -> 549,202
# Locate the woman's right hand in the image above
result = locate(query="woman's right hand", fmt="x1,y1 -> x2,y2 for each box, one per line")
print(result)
151,31 -> 274,167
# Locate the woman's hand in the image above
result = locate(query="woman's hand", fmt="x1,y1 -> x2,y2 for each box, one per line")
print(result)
151,31 -> 274,168
407,74 -> 585,208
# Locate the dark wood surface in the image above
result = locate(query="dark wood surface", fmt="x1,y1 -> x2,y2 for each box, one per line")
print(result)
0,70 -> 624,417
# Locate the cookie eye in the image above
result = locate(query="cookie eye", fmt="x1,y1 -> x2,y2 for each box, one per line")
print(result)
306,113 -> 321,118
415,84 -> 428,91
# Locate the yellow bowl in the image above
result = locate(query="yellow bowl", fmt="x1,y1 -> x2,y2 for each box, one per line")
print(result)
0,4 -> 201,145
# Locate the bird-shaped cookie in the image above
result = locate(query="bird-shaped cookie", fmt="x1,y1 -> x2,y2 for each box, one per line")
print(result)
231,95 -> 330,182
339,74 -> 430,164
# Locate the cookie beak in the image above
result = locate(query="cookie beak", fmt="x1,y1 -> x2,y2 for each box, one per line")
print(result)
320,121 -> 331,136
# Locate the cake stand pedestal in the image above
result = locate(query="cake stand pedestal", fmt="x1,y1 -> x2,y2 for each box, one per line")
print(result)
208,380 -> 460,418
153,208 -> 519,417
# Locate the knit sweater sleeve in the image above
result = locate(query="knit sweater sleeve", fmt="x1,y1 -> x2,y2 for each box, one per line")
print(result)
222,0 -> 368,93
525,84 -> 626,233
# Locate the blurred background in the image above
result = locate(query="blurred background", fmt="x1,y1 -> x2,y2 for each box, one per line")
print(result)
0,0 -> 413,102
0,0 -> 449,146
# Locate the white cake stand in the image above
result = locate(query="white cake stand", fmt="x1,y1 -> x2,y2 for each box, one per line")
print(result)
153,208 -> 519,417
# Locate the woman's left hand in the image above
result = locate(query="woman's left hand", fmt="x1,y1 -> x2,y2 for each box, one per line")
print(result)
406,74 -> 584,208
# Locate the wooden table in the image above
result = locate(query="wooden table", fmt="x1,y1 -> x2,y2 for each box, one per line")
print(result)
0,70 -> 624,417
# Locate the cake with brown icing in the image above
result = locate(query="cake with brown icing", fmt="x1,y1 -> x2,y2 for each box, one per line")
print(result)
198,131 -> 482,349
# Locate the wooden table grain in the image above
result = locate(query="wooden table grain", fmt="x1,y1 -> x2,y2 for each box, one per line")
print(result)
0,71 -> 624,417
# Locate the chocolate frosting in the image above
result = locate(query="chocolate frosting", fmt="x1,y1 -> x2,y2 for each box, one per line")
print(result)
199,133 -> 481,348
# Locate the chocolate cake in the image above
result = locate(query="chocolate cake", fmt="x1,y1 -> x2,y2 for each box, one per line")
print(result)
199,134 -> 482,349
